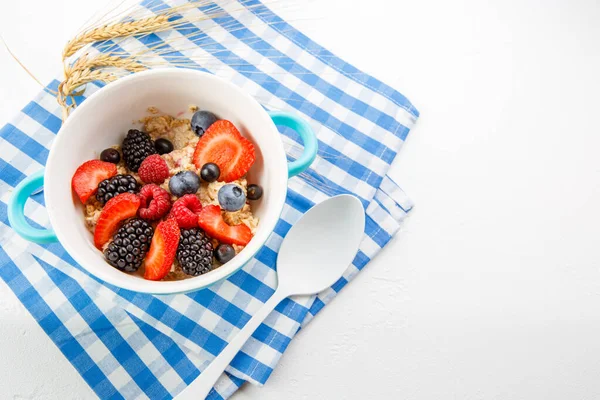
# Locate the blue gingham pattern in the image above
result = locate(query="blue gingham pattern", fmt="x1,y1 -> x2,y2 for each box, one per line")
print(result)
0,1 -> 419,398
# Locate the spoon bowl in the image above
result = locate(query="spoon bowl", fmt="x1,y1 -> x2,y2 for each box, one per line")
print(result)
177,194 -> 365,399
277,194 -> 365,295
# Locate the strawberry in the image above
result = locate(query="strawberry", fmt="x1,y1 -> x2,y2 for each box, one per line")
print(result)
71,160 -> 117,203
138,184 -> 171,221
143,218 -> 180,281
169,194 -> 202,229
93,193 -> 140,249
197,205 -> 253,246
192,120 -> 255,182
138,154 -> 170,184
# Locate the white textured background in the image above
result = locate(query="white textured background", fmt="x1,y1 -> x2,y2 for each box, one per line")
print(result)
2,0 -> 600,399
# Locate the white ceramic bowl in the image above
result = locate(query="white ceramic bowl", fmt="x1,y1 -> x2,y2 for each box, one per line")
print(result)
8,69 -> 317,295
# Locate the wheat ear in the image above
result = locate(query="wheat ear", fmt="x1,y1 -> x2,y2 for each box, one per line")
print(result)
58,68 -> 117,120
69,54 -> 147,73
63,15 -> 170,58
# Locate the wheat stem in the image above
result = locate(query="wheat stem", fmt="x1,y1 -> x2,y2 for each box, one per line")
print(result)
69,54 -> 146,73
0,35 -> 58,95
55,0 -> 318,120
58,68 -> 117,120
63,15 -> 171,58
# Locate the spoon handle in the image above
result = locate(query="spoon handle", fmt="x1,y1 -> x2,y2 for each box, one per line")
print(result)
176,288 -> 288,399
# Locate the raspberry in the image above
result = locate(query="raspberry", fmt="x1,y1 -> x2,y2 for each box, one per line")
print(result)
170,194 -> 202,229
138,154 -> 170,184
138,184 -> 171,220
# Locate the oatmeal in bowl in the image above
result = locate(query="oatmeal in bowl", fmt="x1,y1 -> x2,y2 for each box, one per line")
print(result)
72,109 -> 263,281
10,69 -> 317,294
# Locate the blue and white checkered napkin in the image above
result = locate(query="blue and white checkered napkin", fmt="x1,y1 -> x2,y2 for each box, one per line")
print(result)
0,1 -> 418,398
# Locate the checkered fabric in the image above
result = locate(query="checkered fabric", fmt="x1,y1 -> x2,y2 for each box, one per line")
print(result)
0,1 -> 419,398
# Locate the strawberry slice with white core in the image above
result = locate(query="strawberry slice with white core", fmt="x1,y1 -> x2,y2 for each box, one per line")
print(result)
93,193 -> 140,249
192,120 -> 255,182
197,205 -> 253,246
143,218 -> 180,281
71,160 -> 117,203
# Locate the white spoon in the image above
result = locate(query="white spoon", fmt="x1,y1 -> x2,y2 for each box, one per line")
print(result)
177,194 -> 365,399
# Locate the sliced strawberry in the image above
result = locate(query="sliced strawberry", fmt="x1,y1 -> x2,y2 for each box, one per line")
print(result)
93,193 -> 140,249
71,160 -> 117,203
192,120 -> 255,182
169,194 -> 202,229
143,218 -> 180,281
197,205 -> 253,246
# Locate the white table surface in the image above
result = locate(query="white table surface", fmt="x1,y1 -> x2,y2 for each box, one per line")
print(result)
2,0 -> 600,398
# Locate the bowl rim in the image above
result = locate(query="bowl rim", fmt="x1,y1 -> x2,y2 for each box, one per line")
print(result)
45,68 -> 288,295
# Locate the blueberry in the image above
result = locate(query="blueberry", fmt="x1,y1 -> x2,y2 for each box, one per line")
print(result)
214,244 -> 235,264
191,110 -> 218,137
100,148 -> 121,164
200,163 -> 220,183
218,184 -> 246,211
169,171 -> 201,197
247,184 -> 263,200
155,138 -> 174,155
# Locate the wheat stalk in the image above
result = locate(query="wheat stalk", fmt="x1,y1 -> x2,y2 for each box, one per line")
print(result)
2,0 -> 310,120
61,68 -> 117,94
63,15 -> 171,58
69,54 -> 146,73
58,68 -> 117,120
59,13 -> 169,119
59,53 -> 144,118
56,0 -> 303,120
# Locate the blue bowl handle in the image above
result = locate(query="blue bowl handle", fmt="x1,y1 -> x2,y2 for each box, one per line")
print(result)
8,169 -> 58,244
268,111 -> 318,178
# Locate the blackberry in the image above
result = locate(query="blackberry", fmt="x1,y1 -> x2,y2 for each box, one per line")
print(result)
96,174 -> 139,205
122,129 -> 156,172
176,228 -> 214,276
104,219 -> 154,272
